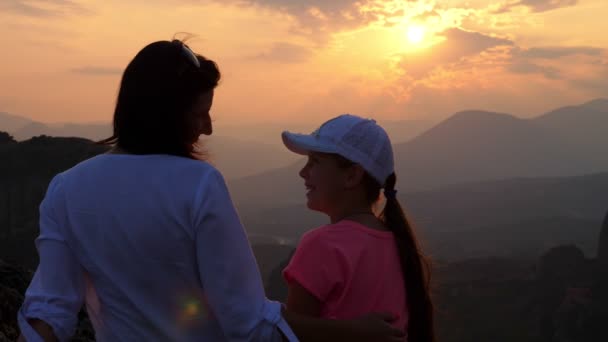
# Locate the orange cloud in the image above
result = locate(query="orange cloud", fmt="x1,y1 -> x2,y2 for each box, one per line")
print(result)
0,0 -> 605,125
252,42 -> 313,63
1,0 -> 92,17
496,0 -> 578,13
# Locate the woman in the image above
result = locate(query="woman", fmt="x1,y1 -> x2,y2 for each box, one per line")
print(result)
17,40 -> 404,341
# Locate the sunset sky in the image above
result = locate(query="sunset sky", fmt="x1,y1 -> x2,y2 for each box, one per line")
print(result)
1,0 -> 607,125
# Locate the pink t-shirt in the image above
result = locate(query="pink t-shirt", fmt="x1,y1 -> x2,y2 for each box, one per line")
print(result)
283,220 -> 409,330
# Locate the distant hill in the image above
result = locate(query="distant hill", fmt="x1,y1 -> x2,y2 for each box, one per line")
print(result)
1,113 -> 302,179
532,98 -> 608,168
2,98 -> 607,266
0,136 -> 108,267
402,98 -> 608,186
251,242 -> 294,288
229,99 -> 608,207
0,112 -> 34,133
0,112 -> 112,141
403,172 -> 608,233
239,172 -> 608,261
0,132 -> 16,144
214,118 -> 434,146
229,161 -> 306,209
203,135 -> 299,179
393,110 -> 589,190
14,121 -> 111,141
426,216 -> 602,261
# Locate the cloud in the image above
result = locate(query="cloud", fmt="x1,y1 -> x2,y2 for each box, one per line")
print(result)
410,9 -> 442,22
70,67 -> 122,76
507,61 -> 561,79
383,23 -> 608,112
0,0 -> 92,17
517,46 -> 604,59
252,42 -> 313,63
436,28 -> 514,60
496,0 -> 578,13
393,26 -> 607,89
508,46 -> 606,80
397,28 -> 513,78
214,0 -> 426,36
518,0 -> 578,12
220,0 -> 365,27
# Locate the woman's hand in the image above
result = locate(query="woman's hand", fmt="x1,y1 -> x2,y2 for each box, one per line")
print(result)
347,312 -> 406,342
284,309 -> 406,342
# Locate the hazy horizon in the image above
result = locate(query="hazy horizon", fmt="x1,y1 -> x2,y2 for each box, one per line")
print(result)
3,97 -> 606,126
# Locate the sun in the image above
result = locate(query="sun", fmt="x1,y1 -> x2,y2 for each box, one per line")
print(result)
407,25 -> 425,44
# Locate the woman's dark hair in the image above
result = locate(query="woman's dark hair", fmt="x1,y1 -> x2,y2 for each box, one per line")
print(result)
333,154 -> 436,342
99,39 -> 221,159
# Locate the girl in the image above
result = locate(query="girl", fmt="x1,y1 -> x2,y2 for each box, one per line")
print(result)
282,114 -> 436,342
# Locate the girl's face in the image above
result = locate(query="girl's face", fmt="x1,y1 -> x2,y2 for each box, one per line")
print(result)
299,152 -> 350,214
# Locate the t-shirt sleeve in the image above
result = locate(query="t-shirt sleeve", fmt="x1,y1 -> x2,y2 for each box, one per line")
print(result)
18,174 -> 86,342
283,230 -> 346,303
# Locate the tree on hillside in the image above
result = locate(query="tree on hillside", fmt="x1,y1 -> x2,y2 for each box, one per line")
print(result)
0,131 -> 16,144
590,211 -> 608,339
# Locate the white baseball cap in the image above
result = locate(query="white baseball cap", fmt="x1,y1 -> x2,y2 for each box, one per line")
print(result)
281,114 -> 394,185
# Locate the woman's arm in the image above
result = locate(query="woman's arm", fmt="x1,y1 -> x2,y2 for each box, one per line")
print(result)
17,175 -> 85,342
286,282 -> 321,316
194,170 -> 297,341
283,309 -> 405,342
285,282 -> 404,341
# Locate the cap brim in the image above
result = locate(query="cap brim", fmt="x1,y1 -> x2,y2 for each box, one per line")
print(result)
281,131 -> 337,155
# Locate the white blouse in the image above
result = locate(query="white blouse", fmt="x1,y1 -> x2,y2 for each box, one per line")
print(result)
18,154 -> 297,342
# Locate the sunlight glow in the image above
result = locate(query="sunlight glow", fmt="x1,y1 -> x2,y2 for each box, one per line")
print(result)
407,25 -> 425,44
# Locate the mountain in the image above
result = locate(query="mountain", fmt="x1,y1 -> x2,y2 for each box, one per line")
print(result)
0,115 -> 300,179
203,135 -> 299,179
0,112 -> 33,133
377,119 -> 436,144
0,132 -> 16,144
238,172 -> 608,261
600,211 -> 608,265
0,111 -> 112,142
393,110 -> 591,190
401,172 -> 608,234
532,98 -> 608,168
0,136 -> 109,267
243,171 -> 608,237
14,121 -> 111,141
0,113 -> 300,179
214,118 -> 433,146
251,242 -> 294,288
209,119 -> 432,180
426,216 -> 601,261
228,160 -> 307,209
229,99 -> 608,207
